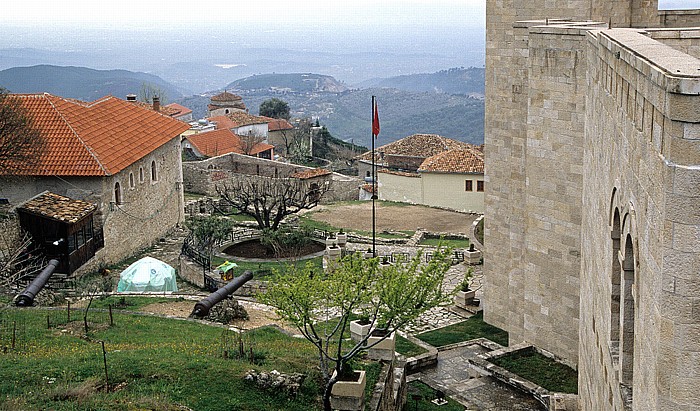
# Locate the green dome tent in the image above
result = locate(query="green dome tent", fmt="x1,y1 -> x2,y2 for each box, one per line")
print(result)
117,256 -> 178,293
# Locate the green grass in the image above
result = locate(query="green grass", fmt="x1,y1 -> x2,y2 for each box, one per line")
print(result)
403,381 -> 464,411
0,308 -> 344,410
210,256 -> 324,279
490,349 -> 578,394
416,311 -> 508,347
395,335 -> 428,357
418,237 -> 470,248
88,296 -> 185,311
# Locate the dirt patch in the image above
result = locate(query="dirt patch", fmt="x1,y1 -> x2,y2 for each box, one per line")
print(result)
309,202 -> 475,234
222,239 -> 325,259
140,300 -> 297,334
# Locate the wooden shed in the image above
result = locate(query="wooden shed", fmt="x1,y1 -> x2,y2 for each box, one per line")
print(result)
17,192 -> 104,274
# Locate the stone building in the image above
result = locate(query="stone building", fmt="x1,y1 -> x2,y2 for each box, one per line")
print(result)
207,91 -> 246,117
0,93 -> 189,272
484,1 -> 700,410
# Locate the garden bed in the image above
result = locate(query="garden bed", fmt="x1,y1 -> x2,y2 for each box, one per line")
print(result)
416,311 -> 508,347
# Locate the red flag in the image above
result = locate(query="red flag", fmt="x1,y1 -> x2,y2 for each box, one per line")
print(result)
372,99 -> 380,136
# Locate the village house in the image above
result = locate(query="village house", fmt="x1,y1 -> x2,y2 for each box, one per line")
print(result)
182,128 -> 274,160
0,93 -> 190,273
164,102 -> 193,122
356,134 -> 483,213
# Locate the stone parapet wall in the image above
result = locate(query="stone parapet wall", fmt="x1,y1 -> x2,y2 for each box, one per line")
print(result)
579,28 -> 700,410
183,153 -> 359,202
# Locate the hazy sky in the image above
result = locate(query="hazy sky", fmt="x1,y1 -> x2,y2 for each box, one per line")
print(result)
3,0 -> 485,28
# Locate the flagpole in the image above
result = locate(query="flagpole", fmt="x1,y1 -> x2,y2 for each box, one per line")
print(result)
371,95 -> 377,258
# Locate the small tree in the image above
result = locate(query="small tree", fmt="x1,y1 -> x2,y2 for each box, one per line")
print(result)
216,176 -> 331,230
186,215 -> 234,255
279,118 -> 311,162
259,98 -> 290,120
259,249 -> 453,411
0,88 -> 45,175
138,82 -> 168,105
0,216 -> 44,291
239,131 -> 266,156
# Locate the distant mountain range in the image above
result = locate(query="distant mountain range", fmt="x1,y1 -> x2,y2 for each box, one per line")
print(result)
357,67 -> 484,96
225,73 -> 348,93
0,64 -> 484,147
0,65 -> 185,102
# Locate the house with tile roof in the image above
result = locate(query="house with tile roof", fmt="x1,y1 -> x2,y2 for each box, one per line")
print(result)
357,134 -> 484,213
207,91 -> 246,117
183,128 -> 274,160
0,93 -> 190,272
164,102 -> 193,122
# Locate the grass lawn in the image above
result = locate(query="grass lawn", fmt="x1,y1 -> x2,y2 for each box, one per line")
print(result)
396,335 -> 428,357
210,256 -> 324,279
416,311 -> 509,347
88,296 -> 185,311
403,381 -> 464,411
418,237 -> 470,248
0,307 -> 381,411
490,349 -> 578,394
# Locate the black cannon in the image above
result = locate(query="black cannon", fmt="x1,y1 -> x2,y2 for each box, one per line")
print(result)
190,270 -> 254,318
15,259 -> 60,307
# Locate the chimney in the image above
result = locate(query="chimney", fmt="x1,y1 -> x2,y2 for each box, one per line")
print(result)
152,96 -> 160,112
126,94 -> 137,101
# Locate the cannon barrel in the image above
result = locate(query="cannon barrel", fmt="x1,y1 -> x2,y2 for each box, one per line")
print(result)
191,270 -> 254,317
15,259 -> 60,307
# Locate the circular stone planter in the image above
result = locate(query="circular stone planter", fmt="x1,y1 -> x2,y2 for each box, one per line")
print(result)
216,236 -> 327,263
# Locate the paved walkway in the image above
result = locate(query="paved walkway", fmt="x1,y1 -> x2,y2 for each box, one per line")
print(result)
408,344 -> 546,411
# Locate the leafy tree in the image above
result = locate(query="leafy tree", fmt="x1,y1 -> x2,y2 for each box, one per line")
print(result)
259,249 -> 453,411
216,176 -> 330,230
259,225 -> 314,258
279,118 -> 311,162
259,98 -> 290,120
0,88 -> 45,175
186,215 -> 234,254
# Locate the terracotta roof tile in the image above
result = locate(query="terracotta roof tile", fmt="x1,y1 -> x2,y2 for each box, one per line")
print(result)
210,91 -> 243,102
378,169 -> 420,177
4,93 -> 190,176
291,168 -> 332,179
164,102 -> 192,117
225,112 -> 271,127
418,148 -> 484,174
186,129 -> 273,157
208,115 -> 238,130
355,134 -> 473,164
260,117 -> 294,131
19,191 -> 96,223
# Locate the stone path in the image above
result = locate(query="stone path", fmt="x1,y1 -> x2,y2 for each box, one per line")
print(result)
408,343 -> 546,410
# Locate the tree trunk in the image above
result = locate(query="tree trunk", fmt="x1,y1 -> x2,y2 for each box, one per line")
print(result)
322,375 -> 338,411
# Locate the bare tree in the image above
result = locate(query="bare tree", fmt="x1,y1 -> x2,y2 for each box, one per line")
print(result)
279,119 -> 311,162
0,88 -> 45,175
239,131 -> 266,156
0,216 -> 44,291
216,176 -> 331,230
138,82 -> 168,105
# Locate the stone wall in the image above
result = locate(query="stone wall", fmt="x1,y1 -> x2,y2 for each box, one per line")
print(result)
182,152 -> 359,203
377,172 -> 422,205
580,28 -> 700,411
1,136 -> 185,273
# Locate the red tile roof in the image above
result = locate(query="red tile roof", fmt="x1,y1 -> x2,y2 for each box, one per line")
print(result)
291,168 -> 332,179
128,100 -> 180,116
418,148 -> 484,174
356,134 -> 473,163
164,102 -> 192,117
19,191 -> 96,224
261,117 -> 294,131
208,115 -> 238,130
225,112 -> 270,127
186,129 -> 273,157
4,93 -> 190,177
211,91 -> 243,102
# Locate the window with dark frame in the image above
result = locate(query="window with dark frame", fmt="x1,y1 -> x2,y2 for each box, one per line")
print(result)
477,180 -> 484,192
465,180 -> 473,191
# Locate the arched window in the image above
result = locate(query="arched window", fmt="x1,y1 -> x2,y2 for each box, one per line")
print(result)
114,182 -> 122,205
225,109 -> 230,114
139,167 -> 144,183
129,172 -> 135,189
620,233 -> 636,393
610,209 -> 621,349
151,160 -> 158,182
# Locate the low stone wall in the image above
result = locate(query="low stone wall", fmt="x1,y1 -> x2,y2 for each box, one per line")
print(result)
367,360 -> 407,411
469,342 -> 579,411
178,256 -> 206,289
397,332 -> 438,374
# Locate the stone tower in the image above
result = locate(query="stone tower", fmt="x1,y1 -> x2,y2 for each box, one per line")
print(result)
484,0 -> 700,409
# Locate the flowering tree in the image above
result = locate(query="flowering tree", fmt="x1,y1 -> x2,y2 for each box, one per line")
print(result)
259,248 -> 452,411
